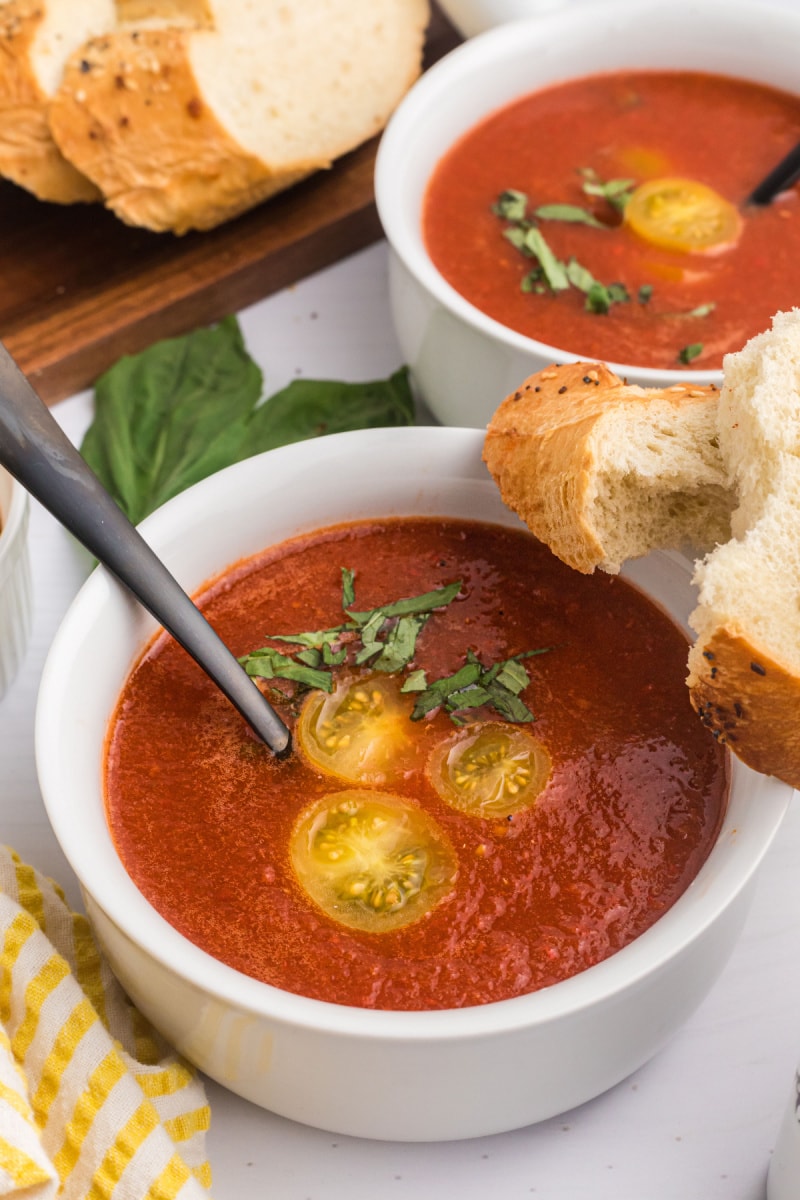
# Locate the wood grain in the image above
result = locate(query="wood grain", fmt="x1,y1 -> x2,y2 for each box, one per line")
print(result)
0,6 -> 461,405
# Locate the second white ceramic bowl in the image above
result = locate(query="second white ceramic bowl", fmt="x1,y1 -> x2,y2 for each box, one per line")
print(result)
0,468 -> 32,700
35,428 -> 792,1141
375,0 -> 800,427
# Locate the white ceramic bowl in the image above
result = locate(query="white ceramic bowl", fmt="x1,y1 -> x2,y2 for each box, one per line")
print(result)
0,467 -> 32,700
375,0 -> 800,427
35,428 -> 792,1141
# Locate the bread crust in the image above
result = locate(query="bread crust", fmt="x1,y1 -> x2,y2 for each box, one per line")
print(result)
688,629 -> 800,789
0,1 -> 100,202
48,27 -> 305,234
48,2 -> 429,234
483,361 -> 721,573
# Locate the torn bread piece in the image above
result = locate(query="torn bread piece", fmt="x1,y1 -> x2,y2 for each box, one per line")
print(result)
48,0 -> 430,233
483,361 -> 733,574
688,309 -> 800,786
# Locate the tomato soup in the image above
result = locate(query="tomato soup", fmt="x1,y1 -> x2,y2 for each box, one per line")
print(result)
105,519 -> 727,1011
423,70 -> 800,370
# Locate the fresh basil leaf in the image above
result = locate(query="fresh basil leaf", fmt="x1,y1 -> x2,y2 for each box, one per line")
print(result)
82,316 -> 262,526
522,228 -> 570,292
580,171 -> 636,211
687,303 -> 715,318
534,203 -> 605,228
345,579 -> 463,626
678,342 -> 704,364
565,258 -> 597,293
492,189 -> 529,221
81,319 -> 415,526
244,368 -> 415,457
241,647 -> 333,692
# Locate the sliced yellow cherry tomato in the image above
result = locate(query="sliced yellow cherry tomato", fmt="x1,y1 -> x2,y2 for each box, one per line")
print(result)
624,177 -> 741,253
290,790 -> 457,933
297,674 -> 413,785
428,722 -> 551,819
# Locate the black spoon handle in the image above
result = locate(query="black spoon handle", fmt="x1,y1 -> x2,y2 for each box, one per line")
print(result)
747,140 -> 800,206
0,342 -> 291,757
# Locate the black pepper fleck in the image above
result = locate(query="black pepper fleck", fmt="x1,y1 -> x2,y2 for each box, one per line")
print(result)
750,662 -> 766,676
558,385 -> 568,394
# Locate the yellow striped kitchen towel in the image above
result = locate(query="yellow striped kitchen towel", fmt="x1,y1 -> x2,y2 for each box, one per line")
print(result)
0,845 -> 214,1198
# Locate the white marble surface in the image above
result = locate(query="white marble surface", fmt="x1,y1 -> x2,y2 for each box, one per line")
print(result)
2,242 -> 800,1199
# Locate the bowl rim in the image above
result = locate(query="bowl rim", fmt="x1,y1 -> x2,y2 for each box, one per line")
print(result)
375,0 -> 800,388
35,427 -> 793,1040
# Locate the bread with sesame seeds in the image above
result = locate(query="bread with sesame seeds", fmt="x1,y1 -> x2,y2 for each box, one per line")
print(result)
46,0 -> 430,233
483,309 -> 800,788
0,0 -> 210,204
483,360 -> 733,575
0,0 -> 112,202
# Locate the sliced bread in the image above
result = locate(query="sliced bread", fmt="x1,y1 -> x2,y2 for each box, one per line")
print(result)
687,309 -> 800,785
0,0 -> 209,204
0,0 -> 113,202
47,0 -> 430,233
483,361 -> 733,574
483,311 -> 800,788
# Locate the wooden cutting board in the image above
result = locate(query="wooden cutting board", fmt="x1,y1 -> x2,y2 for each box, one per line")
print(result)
0,6 -> 461,405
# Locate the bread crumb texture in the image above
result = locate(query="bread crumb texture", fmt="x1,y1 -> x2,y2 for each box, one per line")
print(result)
689,309 -> 800,785
483,308 -> 800,787
483,360 -> 731,575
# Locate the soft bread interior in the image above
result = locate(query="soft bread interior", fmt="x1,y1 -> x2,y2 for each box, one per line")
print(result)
26,0 -> 115,95
692,309 -> 800,676
588,395 -> 733,572
187,0 -> 427,166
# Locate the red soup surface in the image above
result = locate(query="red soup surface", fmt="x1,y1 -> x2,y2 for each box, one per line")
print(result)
423,69 -> 800,371
105,519 -> 727,1011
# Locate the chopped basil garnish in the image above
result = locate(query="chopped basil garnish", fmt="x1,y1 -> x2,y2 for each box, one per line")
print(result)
495,189 -> 630,310
579,168 -> 636,211
241,571 -> 550,725
534,203 -> 605,229
638,284 -> 654,304
683,302 -> 716,319
401,649 -> 550,725
678,342 -> 704,364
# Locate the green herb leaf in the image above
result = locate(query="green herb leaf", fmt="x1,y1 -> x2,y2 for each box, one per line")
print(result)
522,228 -> 570,292
534,203 -> 605,228
81,319 -> 415,525
244,369 -> 415,457
638,284 -> 654,304
241,647 -> 333,692
345,579 -> 463,626
678,342 -> 704,364
565,258 -> 597,292
81,316 -> 262,526
682,302 -> 716,319
580,169 -> 636,211
492,188 -> 529,221
585,280 -> 629,314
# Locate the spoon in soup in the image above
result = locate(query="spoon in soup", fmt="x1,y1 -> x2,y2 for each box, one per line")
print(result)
0,341 -> 292,758
746,139 -> 800,206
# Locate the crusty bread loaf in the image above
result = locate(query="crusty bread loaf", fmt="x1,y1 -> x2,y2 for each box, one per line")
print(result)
483,361 -> 734,574
687,309 -> 800,785
46,0 -> 430,233
483,310 -> 800,788
0,0 -> 112,202
0,0 -> 210,204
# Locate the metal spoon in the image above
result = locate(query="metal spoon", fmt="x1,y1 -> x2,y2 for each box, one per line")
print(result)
0,341 -> 291,758
747,139 -> 800,206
